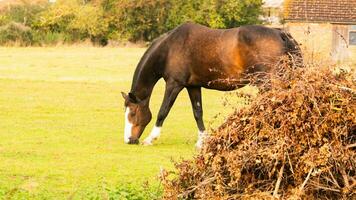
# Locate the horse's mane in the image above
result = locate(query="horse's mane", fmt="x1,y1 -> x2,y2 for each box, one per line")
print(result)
130,30 -> 173,93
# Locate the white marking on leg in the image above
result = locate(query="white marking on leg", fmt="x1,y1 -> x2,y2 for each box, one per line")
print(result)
150,126 -> 161,139
124,107 -> 133,143
142,126 -> 161,146
196,130 -> 207,149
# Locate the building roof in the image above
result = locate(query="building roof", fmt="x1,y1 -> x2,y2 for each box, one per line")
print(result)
263,0 -> 284,8
284,0 -> 356,24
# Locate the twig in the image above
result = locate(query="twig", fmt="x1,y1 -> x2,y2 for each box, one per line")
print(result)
287,52 -> 297,67
327,169 -> 341,188
340,167 -> 350,188
269,159 -> 279,178
349,181 -> 356,190
310,182 -> 341,192
311,99 -> 322,116
179,177 -> 216,198
338,86 -> 355,94
346,143 -> 356,149
335,30 -> 349,48
300,168 -> 313,191
273,163 -> 285,197
286,152 -> 294,174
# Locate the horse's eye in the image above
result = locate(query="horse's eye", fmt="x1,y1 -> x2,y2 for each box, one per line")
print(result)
130,112 -> 136,116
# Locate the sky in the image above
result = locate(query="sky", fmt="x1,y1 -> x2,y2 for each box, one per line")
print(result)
263,0 -> 284,7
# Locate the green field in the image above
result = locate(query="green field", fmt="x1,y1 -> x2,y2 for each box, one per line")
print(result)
0,47 -> 246,199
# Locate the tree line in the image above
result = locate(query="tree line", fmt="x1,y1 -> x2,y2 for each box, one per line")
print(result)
0,0 -> 263,46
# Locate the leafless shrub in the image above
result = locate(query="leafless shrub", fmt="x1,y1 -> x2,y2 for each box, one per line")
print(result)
161,60 -> 355,199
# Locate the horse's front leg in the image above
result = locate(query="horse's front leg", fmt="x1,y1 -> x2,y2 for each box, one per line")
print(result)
187,87 -> 207,149
142,80 -> 183,145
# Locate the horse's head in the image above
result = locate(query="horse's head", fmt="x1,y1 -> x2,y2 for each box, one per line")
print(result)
121,92 -> 152,144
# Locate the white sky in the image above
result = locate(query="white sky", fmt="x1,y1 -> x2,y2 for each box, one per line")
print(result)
263,0 -> 284,7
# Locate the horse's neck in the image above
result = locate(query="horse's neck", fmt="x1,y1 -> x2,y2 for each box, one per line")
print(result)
130,34 -> 169,103
130,81 -> 157,104
130,65 -> 160,103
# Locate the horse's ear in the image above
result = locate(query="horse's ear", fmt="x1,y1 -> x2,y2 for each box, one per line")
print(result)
128,92 -> 140,103
121,92 -> 128,100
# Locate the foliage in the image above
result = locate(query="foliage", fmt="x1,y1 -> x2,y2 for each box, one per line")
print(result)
0,15 -> 9,26
0,22 -> 34,46
161,63 -> 356,199
164,0 -> 225,30
69,4 -> 109,45
105,182 -> 162,200
0,0 -> 263,45
32,1 -> 78,33
114,0 -> 171,42
0,2 -> 47,26
217,0 -> 263,27
31,0 -> 110,45
114,0 -> 263,42
0,182 -> 162,200
0,1 -> 48,45
33,31 -> 72,45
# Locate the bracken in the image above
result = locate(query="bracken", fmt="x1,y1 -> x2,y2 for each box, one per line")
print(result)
161,62 -> 356,200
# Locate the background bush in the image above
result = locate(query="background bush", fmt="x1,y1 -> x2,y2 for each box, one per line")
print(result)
1,2 -> 47,26
0,0 -> 263,46
0,22 -> 34,46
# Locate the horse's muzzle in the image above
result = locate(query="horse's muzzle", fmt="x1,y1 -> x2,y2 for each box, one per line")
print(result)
128,138 -> 139,144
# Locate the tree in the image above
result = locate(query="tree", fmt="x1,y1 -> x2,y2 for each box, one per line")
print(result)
114,0 -> 263,42
217,0 -> 263,27
115,0 -> 170,41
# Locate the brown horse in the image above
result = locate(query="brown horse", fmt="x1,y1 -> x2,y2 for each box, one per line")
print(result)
121,22 -> 301,147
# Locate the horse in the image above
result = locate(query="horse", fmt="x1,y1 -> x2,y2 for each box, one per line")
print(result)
121,22 -> 301,147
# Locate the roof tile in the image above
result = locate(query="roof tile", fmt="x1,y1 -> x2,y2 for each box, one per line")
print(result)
285,0 -> 356,23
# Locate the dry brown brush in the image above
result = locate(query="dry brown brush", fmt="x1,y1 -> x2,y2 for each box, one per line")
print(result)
161,63 -> 355,199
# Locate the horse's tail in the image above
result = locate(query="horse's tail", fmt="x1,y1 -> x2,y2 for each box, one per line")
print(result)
278,29 -> 303,66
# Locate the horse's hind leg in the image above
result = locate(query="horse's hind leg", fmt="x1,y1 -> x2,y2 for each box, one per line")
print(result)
187,87 -> 207,149
142,80 -> 183,146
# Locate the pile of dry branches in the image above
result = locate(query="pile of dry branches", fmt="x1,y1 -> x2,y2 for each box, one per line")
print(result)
161,63 -> 355,199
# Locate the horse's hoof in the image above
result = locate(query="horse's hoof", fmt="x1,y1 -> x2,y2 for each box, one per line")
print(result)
195,141 -> 203,149
142,139 -> 153,146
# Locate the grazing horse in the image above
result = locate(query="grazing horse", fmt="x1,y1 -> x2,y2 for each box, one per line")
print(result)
121,22 -> 301,147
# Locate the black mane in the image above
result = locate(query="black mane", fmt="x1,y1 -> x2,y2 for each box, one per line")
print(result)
130,31 -> 171,94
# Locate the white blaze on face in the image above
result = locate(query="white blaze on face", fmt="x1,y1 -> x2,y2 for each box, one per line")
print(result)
124,107 -> 133,143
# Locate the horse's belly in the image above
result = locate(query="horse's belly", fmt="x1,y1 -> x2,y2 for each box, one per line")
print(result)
187,66 -> 248,91
202,75 -> 249,91
202,82 -> 241,91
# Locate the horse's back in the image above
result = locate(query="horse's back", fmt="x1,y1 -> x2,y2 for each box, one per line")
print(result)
161,23 -> 296,89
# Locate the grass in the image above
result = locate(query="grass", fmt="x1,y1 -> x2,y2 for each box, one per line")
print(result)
0,47 -> 248,199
